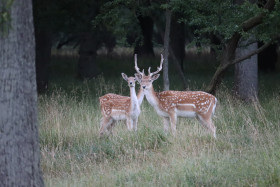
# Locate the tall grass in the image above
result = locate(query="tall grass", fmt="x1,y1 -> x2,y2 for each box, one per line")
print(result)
39,55 -> 280,186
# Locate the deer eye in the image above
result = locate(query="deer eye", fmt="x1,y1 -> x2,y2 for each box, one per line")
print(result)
149,79 -> 152,82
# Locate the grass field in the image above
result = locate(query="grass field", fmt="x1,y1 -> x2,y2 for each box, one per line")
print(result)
39,54 -> 280,186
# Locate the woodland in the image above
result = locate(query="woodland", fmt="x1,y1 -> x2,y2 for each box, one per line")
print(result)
0,0 -> 280,186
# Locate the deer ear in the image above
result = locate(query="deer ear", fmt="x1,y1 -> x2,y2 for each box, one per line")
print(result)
151,74 -> 160,81
121,73 -> 128,81
135,73 -> 142,81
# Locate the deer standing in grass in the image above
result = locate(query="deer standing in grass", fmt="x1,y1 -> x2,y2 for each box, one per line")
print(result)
99,72 -> 144,136
135,54 -> 217,138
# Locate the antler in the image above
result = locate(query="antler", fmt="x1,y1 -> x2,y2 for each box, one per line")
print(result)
134,54 -> 144,76
149,54 -> 164,76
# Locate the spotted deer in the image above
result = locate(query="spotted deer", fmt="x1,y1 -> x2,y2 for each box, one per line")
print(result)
135,54 -> 217,138
99,73 -> 144,136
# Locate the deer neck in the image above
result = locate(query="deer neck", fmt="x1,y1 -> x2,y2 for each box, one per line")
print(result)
130,86 -> 138,107
137,87 -> 144,105
144,86 -> 160,108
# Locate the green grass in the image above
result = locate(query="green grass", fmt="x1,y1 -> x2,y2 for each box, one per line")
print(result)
39,55 -> 280,186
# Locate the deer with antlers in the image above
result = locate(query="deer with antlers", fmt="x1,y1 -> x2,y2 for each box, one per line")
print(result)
99,72 -> 144,136
134,54 -> 217,138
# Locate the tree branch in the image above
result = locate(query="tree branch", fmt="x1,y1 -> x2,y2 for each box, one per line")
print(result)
231,35 -> 280,66
163,9 -> 171,91
241,0 -> 275,32
56,35 -> 78,49
205,0 -> 276,94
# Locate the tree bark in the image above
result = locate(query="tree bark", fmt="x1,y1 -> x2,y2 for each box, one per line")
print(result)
234,39 -> 258,101
163,9 -> 171,91
170,13 -> 185,71
0,0 -> 44,186
169,48 -> 188,89
134,0 -> 154,57
134,15 -> 155,57
170,14 -> 188,89
152,13 -> 187,89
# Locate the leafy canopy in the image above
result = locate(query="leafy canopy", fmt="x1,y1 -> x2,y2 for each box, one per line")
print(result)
171,0 -> 280,47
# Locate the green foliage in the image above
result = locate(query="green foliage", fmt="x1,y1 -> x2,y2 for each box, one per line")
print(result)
171,0 -> 280,48
93,0 -> 139,46
0,0 -> 13,35
93,0 -> 166,47
253,1 -> 280,43
33,0 -> 108,50
95,2 -> 139,46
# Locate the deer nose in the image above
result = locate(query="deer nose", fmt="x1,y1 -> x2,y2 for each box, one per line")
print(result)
142,86 -> 146,89
129,82 -> 132,85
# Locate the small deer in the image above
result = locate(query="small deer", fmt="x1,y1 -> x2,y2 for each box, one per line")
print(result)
134,54 -> 217,138
99,73 -> 144,136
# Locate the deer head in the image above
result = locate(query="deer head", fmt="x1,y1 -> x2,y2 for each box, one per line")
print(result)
134,54 -> 164,90
121,73 -> 137,88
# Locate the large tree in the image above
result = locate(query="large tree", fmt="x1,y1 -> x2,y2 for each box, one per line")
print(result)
234,39 -> 258,101
232,0 -> 258,101
95,0 -> 160,56
134,0 -> 155,56
96,0 -> 187,89
204,0 -> 278,94
33,0 -> 112,80
163,8 -> 171,91
172,0 -> 280,95
0,0 -> 44,186
33,0 -> 56,93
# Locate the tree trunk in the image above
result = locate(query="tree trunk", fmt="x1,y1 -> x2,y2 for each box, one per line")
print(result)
77,32 -> 99,79
234,39 -> 258,101
205,33 -> 241,94
205,63 -> 229,94
205,35 -> 277,95
163,9 -> 171,91
35,30 -> 52,93
170,14 -> 185,71
134,0 -> 154,57
0,0 -> 44,186
152,13 -> 187,89
205,0 -> 275,94
169,14 -> 188,89
134,15 -> 155,57
169,48 -> 188,89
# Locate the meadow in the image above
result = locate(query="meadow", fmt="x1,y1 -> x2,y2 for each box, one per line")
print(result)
39,53 -> 280,186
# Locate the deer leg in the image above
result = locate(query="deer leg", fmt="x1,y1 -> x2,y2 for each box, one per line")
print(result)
133,118 -> 138,131
169,111 -> 177,136
126,118 -> 133,131
100,117 -> 104,127
99,117 -> 113,136
205,119 -> 216,138
107,120 -> 116,135
163,117 -> 170,134
197,115 -> 216,138
99,117 -> 106,136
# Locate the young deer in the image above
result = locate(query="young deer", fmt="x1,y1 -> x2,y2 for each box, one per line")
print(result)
135,54 -> 217,138
99,73 -> 144,136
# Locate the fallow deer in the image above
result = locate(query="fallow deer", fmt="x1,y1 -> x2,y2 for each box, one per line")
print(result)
99,73 -> 144,136
134,54 -> 217,138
